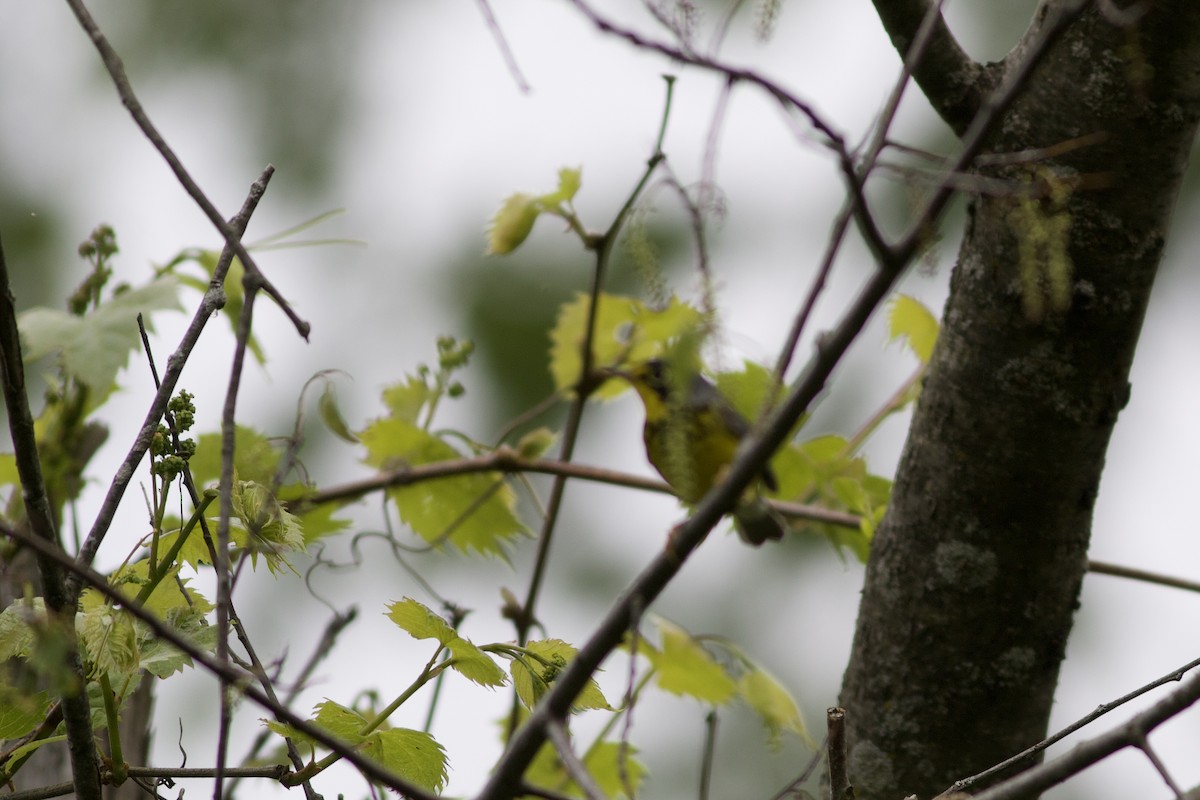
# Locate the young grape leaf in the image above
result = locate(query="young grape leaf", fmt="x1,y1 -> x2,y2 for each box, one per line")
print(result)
644,618 -> 736,705
512,639 -> 612,712
887,294 -> 939,365
548,292 -> 703,398
738,667 -> 812,748
360,418 -> 526,556
19,276 -> 182,396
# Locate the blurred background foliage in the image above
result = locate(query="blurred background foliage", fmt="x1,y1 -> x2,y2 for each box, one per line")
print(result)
105,0 -> 361,190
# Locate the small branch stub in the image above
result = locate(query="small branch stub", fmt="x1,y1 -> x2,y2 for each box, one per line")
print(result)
827,706 -> 851,800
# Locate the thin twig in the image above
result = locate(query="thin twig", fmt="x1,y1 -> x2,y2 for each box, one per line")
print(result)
941,653 -> 1200,796
699,710 -> 717,800
767,734 -> 829,800
566,0 -> 845,149
499,74 -> 676,749
958,670 -> 1200,800
301,445 -> 859,528
698,75 -> 733,218
212,260 -> 266,800
1136,733 -> 1185,799
772,0 -> 949,388
474,0 -> 531,93
0,766 -> 290,800
62,0 -> 309,341
546,721 -> 605,800
1087,560 -> 1200,595
138,321 -> 320,800
869,0 -> 984,134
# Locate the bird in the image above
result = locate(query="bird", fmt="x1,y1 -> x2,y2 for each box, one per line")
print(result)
606,358 -> 786,545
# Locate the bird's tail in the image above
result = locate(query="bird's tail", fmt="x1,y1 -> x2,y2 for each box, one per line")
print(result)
733,500 -> 787,545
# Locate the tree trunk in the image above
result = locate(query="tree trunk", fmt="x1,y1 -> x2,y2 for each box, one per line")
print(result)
840,4 -> 1200,798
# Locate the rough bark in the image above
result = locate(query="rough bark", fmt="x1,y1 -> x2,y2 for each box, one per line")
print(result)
840,3 -> 1200,798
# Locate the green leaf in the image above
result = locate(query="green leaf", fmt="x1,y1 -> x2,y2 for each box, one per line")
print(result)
360,417 -> 526,555
156,521 -> 246,569
78,591 -> 139,679
230,480 -> 305,574
313,698 -> 368,741
515,427 -> 557,459
584,740 -> 647,799
319,380 -> 359,443
0,453 -> 19,488
646,618 -> 736,704
512,639 -> 612,712
523,737 -> 645,800
19,276 -> 182,394
264,719 -> 304,744
285,494 -> 352,545
272,701 -> 450,793
539,167 -> 582,206
386,597 -> 456,644
888,294 -> 939,365
523,740 -> 569,796
447,637 -> 507,688
738,667 -> 812,748
264,698 -> 362,749
714,360 -> 773,422
2,733 -> 66,766
381,375 -> 432,425
0,684 -> 51,738
189,427 -> 281,489
112,561 -> 214,620
548,292 -> 704,397
137,619 -> 217,679
486,192 -> 541,255
831,476 -> 869,514
362,728 -> 449,793
0,598 -> 40,660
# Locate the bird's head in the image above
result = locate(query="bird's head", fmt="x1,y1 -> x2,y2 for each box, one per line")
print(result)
599,358 -> 688,422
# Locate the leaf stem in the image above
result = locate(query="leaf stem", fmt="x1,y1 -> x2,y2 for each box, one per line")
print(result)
99,674 -> 127,785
